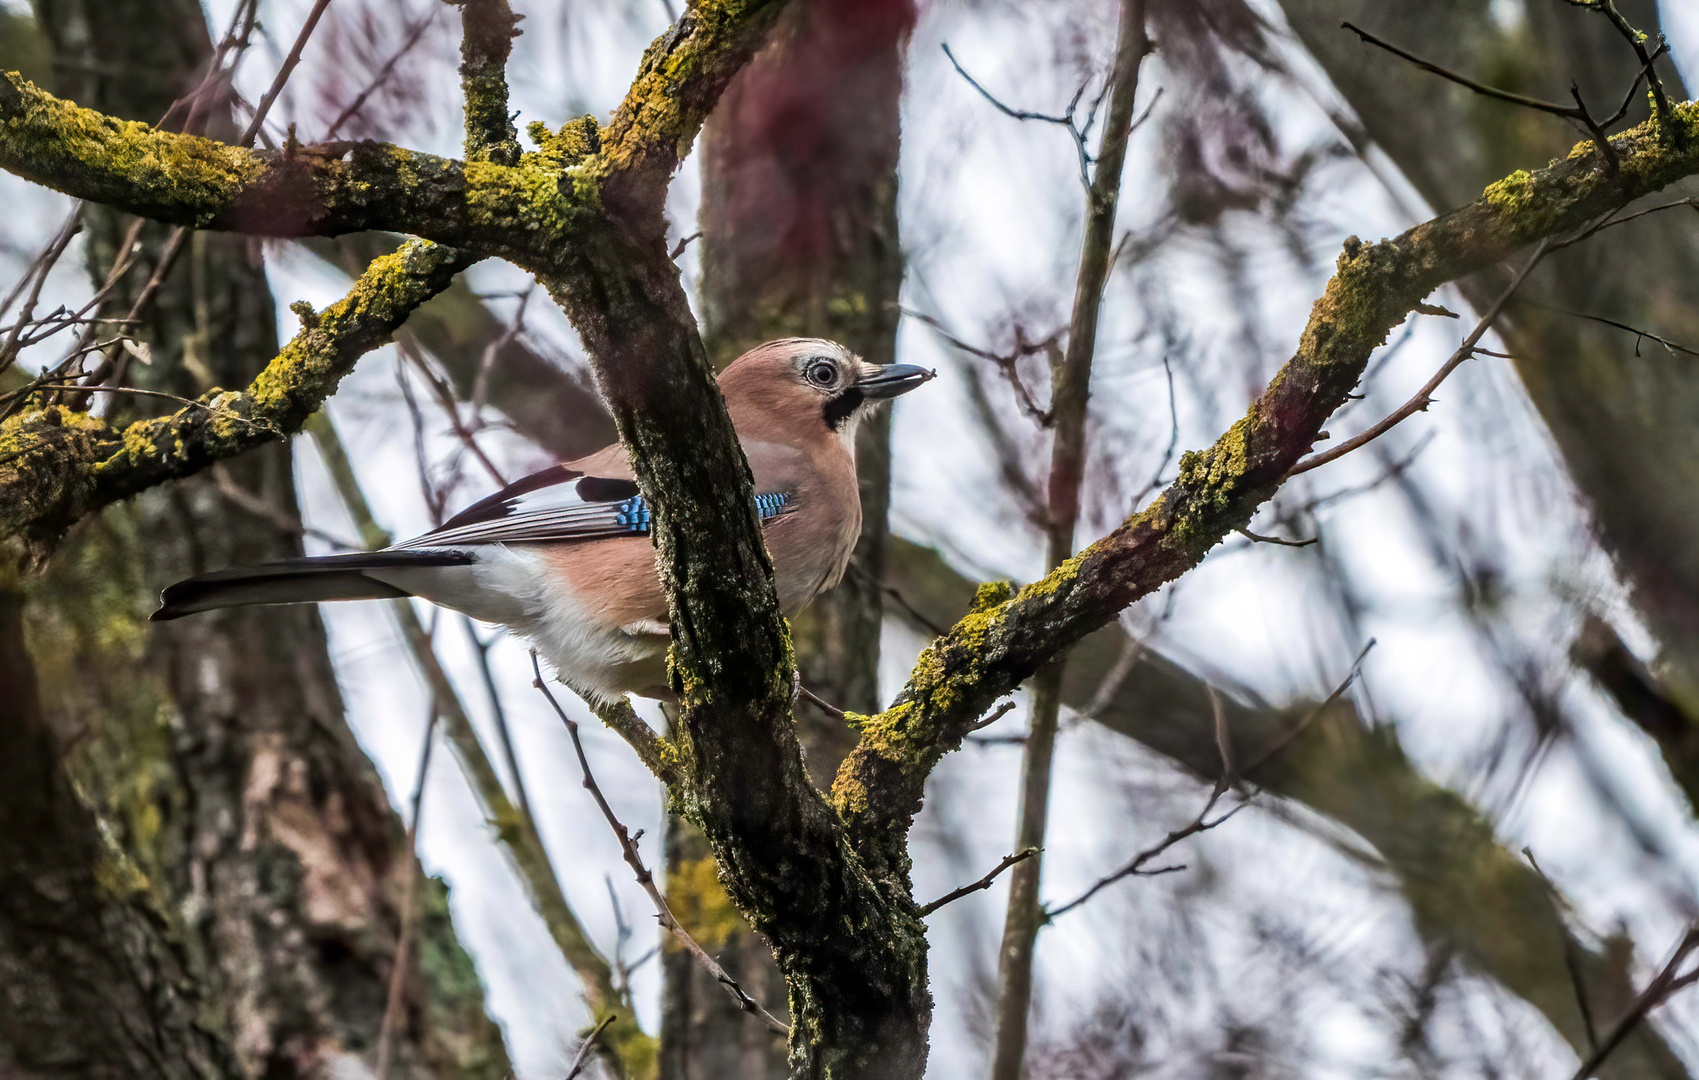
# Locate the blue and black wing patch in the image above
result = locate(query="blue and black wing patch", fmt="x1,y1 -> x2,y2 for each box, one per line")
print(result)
404,465 -> 794,548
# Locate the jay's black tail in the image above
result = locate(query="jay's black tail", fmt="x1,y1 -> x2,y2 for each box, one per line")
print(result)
152,550 -> 474,621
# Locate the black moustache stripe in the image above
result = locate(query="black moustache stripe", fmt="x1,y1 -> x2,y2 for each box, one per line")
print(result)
822,386 -> 864,430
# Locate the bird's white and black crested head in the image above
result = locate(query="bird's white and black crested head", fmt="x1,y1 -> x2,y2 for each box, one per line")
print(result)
718,338 -> 934,439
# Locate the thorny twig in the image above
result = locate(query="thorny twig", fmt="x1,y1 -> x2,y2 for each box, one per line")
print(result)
918,849 -> 1039,917
1287,237 -> 1553,477
530,652 -> 790,1036
1521,300 -> 1699,359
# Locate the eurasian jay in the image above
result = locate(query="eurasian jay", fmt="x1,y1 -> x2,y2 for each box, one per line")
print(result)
153,338 -> 933,702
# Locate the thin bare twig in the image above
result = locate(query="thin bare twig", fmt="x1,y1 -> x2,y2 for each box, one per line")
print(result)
1566,924 -> 1699,1080
990,5 -> 1150,1072
0,216 -> 79,374
564,1013 -> 618,1080
1240,639 -> 1376,776
669,231 -> 703,260
1523,301 -> 1699,359
1521,848 -> 1599,1055
242,0 -> 335,148
846,558 -> 948,638
1565,0 -> 1677,134
1236,527 -> 1318,548
325,8 -> 440,140
1287,238 -> 1553,477
1130,353 -> 1179,508
1046,669 -> 1248,920
531,652 -> 790,1036
463,617 -> 534,827
940,43 -> 1109,194
23,383 -> 281,434
903,306 -> 1058,426
919,849 -> 1039,916
72,0 -> 334,404
209,462 -> 360,547
471,286 -> 532,416
1045,792 -> 1247,919
1339,21 -> 1661,167
398,337 -> 508,486
970,701 -> 1019,732
1302,432 -> 1436,514
375,700 -> 440,1080
798,685 -> 846,722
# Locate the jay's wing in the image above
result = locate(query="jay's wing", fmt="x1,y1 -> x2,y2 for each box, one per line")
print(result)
403,462 -> 796,548
155,445 -> 808,620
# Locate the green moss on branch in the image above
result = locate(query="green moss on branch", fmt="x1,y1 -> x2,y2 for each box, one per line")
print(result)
456,0 -> 523,166
600,0 -> 788,203
0,241 -> 474,556
0,73 -> 581,264
832,99 -> 1699,850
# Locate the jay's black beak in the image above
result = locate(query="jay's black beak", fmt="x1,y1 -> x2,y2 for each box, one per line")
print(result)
859,363 -> 935,399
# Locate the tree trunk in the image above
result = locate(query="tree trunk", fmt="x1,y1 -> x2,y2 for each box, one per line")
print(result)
10,3 -> 506,1075
661,3 -> 913,1077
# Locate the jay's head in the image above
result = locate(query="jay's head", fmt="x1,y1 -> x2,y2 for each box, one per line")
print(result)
719,338 -> 934,444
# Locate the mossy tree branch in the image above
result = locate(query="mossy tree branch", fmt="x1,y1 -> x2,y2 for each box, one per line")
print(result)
829,102 -> 1699,857
0,73 -> 539,249
455,0 -> 523,167
0,240 -> 474,554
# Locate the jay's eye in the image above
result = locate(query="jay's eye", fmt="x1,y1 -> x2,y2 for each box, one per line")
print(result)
806,360 -> 838,388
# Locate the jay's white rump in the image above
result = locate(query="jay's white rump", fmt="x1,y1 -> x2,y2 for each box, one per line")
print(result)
153,338 -> 933,702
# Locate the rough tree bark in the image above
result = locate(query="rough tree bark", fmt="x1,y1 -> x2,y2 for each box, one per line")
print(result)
662,2 -> 912,1076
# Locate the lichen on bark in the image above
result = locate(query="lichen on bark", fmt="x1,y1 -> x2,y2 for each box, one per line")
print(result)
0,240 -> 474,555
